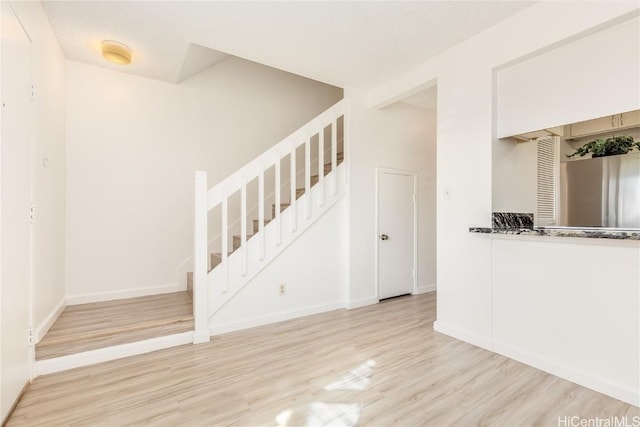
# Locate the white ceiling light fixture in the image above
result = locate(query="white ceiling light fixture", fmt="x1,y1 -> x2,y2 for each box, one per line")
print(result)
101,40 -> 132,65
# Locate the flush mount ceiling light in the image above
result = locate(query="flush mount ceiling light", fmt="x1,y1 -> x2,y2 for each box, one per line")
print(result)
101,40 -> 132,65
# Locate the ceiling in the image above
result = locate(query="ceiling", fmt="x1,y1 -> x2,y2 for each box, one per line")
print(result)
42,1 -> 535,87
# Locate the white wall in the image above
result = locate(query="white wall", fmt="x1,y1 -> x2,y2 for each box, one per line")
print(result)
492,138 -> 537,214
492,237 -> 639,405
497,16 -> 640,138
1,1 -> 66,421
210,197 -> 348,333
365,0 -> 640,405
65,58 -> 342,302
347,94 -> 437,307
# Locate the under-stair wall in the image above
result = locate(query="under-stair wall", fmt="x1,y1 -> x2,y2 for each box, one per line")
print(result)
192,101 -> 347,342
209,196 -> 348,335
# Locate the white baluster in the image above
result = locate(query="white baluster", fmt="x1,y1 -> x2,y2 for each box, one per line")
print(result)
274,151 -> 281,246
342,114 -> 347,186
304,136 -> 311,219
331,118 -> 338,195
193,171 -> 210,344
258,164 -> 265,261
290,142 -> 297,232
221,188 -> 228,293
318,126 -> 325,207
240,177 -> 247,277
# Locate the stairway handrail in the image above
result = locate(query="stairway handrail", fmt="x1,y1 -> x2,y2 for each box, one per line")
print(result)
207,100 -> 344,209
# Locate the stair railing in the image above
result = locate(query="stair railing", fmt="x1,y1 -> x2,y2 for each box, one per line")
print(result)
192,100 -> 345,343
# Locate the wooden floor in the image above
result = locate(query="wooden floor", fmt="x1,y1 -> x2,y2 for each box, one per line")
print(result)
11,293 -> 638,426
36,292 -> 193,359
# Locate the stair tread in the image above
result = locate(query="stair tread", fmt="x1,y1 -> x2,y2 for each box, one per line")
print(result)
233,234 -> 255,240
210,251 -> 235,269
323,157 -> 344,167
253,219 -> 272,234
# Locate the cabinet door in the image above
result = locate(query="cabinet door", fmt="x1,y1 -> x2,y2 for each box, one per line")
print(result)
570,115 -> 616,138
618,110 -> 640,130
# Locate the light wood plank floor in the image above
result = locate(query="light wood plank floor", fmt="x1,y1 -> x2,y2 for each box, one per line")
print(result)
11,293 -> 638,426
36,292 -> 193,359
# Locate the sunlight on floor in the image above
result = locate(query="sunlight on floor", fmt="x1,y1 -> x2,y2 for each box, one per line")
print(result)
325,359 -> 376,392
274,359 -> 375,427
275,409 -> 293,426
306,402 -> 361,427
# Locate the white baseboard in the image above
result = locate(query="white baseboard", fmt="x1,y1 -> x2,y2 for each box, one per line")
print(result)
66,283 -> 185,305
35,297 -> 66,343
432,320 -> 494,352
345,296 -> 378,310
434,320 -> 639,407
192,330 -> 211,344
414,284 -> 436,294
209,301 -> 344,336
494,339 -> 640,407
35,331 -> 193,376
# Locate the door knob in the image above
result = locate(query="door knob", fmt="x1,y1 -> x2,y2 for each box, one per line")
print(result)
380,234 -> 389,241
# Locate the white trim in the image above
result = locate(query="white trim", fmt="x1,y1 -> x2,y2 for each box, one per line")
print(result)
414,284 -> 436,295
35,297 -> 66,343
209,301 -> 344,336
433,320 -> 494,352
35,331 -> 193,376
494,339 -> 639,407
345,296 -> 379,310
433,320 -> 639,406
375,167 -> 418,300
66,283 -> 184,306
192,330 -> 210,344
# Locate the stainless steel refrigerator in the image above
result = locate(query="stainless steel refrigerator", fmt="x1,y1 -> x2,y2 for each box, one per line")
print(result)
559,153 -> 640,229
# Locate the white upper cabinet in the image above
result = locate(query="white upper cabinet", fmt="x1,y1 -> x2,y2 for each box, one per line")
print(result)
569,109 -> 640,139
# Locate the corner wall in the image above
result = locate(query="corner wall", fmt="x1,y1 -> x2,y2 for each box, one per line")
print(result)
65,58 -> 342,302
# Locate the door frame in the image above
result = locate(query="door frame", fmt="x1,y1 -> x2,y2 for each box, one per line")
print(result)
375,167 -> 418,301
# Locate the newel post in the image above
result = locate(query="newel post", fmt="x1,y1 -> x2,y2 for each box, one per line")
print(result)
193,171 -> 210,344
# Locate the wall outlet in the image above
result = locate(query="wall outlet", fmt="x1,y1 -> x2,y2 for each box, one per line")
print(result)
279,284 -> 286,295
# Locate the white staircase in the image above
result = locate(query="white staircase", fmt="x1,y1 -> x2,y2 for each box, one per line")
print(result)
192,100 -> 346,343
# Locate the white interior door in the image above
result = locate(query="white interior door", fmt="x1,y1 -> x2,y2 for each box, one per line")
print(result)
1,2 -> 34,421
377,170 -> 415,300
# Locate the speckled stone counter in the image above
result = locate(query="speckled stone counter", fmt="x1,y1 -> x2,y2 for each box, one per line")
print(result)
469,227 -> 640,240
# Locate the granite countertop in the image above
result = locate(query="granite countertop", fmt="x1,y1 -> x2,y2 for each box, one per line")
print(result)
471,213 -> 640,240
469,226 -> 640,240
